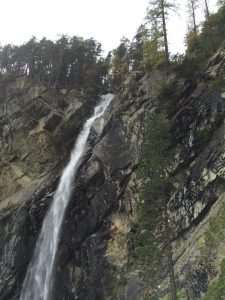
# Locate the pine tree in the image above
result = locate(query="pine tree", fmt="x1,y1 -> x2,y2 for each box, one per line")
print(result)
131,113 -> 177,300
129,24 -> 149,71
187,0 -> 199,33
111,37 -> 130,88
204,0 -> 216,51
146,0 -> 178,66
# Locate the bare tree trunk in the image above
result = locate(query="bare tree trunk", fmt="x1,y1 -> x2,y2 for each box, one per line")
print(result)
204,0 -> 215,52
205,0 -> 210,18
161,2 -> 169,65
191,0 -> 197,33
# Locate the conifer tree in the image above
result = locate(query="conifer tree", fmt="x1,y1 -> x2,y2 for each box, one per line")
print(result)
111,37 -> 130,88
132,113 -> 177,300
204,0 -> 216,51
187,0 -> 199,33
129,24 -> 149,71
146,0 -> 178,65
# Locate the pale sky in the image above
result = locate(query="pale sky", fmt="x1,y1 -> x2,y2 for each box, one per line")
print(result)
0,0 -> 219,55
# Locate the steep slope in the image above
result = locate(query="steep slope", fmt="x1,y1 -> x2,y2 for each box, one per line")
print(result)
143,42 -> 225,299
0,41 -> 225,300
0,71 -> 157,299
166,42 -> 225,299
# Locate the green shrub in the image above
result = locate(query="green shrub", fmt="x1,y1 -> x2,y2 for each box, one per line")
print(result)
203,259 -> 225,300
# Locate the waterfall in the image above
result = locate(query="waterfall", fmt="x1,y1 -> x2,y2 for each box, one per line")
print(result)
20,93 -> 115,300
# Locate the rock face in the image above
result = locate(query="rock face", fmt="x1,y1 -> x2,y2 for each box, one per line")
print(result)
159,42 -> 225,299
0,72 -> 157,300
1,42 -> 225,300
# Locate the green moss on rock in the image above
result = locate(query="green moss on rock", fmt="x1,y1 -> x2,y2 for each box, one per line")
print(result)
203,259 -> 225,300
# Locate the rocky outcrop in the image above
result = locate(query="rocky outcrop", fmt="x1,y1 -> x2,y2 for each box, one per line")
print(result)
0,80 -> 95,200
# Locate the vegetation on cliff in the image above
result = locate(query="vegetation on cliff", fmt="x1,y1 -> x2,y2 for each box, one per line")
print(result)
125,1 -> 225,299
0,1 -> 224,97
0,35 -> 109,96
109,1 -> 225,84
203,259 -> 225,300
129,113 -> 177,299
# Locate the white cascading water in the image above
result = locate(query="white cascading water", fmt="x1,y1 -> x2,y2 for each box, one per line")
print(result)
20,94 -> 115,300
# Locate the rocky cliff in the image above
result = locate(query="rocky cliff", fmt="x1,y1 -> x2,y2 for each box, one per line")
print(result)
1,42 -> 225,300
0,71 -> 153,299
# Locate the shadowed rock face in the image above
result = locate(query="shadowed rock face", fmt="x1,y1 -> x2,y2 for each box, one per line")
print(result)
156,43 -> 225,299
